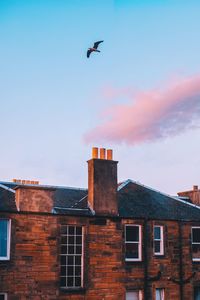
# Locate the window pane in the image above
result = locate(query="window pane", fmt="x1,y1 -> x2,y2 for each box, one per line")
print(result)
154,227 -> 161,240
194,287 -> 200,300
60,277 -> 66,287
0,220 -> 8,257
68,245 -> 75,254
68,235 -> 75,244
192,244 -> 200,259
75,277 -> 81,287
67,256 -> 74,265
76,245 -> 82,255
75,256 -> 81,265
76,227 -> 82,235
76,236 -> 82,244
60,255 -> 67,265
67,266 -> 74,276
60,266 -> 67,276
154,241 -> 161,253
61,236 -> 67,244
126,291 -> 140,300
67,277 -> 74,287
126,243 -> 139,259
126,226 -> 139,242
193,228 -> 200,243
61,246 -> 68,254
68,226 -> 75,235
75,266 -> 81,276
156,288 -> 164,300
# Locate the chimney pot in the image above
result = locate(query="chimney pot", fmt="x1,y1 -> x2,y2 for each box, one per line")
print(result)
92,147 -> 98,159
193,185 -> 198,191
107,149 -> 113,160
100,148 -> 106,159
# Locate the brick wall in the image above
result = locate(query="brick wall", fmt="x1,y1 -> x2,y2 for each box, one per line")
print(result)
1,212 -> 200,299
15,188 -> 55,212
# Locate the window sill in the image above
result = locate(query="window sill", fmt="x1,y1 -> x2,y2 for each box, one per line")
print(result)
192,259 -> 200,263
125,258 -> 142,262
60,288 -> 86,294
154,254 -> 165,258
125,259 -> 142,263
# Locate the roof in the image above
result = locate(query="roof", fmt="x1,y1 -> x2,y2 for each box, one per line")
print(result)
0,181 -> 88,214
0,184 -> 17,211
1,180 -> 200,221
118,180 -> 200,221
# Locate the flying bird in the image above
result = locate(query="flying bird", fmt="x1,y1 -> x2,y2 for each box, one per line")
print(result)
87,40 -> 104,58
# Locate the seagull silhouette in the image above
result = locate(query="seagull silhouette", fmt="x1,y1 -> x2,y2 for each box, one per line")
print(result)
87,41 -> 104,58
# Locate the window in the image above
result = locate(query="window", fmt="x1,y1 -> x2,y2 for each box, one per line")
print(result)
60,225 -> 83,289
192,227 -> 200,261
194,287 -> 200,300
0,219 -> 11,260
156,288 -> 164,300
126,290 -> 142,300
154,226 -> 164,255
0,294 -> 7,300
125,225 -> 142,261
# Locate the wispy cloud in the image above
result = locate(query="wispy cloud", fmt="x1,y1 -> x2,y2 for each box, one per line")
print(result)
85,75 -> 200,145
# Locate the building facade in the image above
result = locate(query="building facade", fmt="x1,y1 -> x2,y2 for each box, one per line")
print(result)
0,148 -> 200,300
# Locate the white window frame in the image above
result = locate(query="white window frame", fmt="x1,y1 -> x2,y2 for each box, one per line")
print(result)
191,226 -> 200,261
125,224 -> 142,262
0,219 -> 11,261
126,290 -> 143,300
154,225 -> 164,256
60,225 -> 84,289
155,288 -> 165,300
0,293 -> 8,300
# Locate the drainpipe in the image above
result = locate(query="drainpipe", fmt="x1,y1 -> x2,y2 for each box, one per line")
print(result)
144,219 -> 148,300
178,221 -> 184,300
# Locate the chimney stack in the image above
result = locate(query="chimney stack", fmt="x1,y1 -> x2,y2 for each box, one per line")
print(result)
107,149 -> 113,160
88,147 -> 118,215
100,148 -> 106,159
92,147 -> 98,159
178,185 -> 200,206
193,185 -> 198,191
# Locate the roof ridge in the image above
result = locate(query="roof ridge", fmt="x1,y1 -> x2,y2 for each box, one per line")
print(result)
0,181 -> 87,191
0,183 -> 16,193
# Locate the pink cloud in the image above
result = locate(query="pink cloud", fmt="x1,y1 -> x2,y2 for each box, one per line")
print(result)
84,75 -> 200,145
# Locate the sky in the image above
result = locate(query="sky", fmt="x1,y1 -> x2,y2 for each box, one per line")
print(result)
1,0 -> 200,195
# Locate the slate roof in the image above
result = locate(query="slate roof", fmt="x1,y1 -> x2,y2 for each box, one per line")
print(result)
0,181 -> 88,214
118,180 -> 200,221
0,184 -> 17,211
1,180 -> 200,221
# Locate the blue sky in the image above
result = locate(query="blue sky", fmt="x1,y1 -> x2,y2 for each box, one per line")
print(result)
1,0 -> 200,194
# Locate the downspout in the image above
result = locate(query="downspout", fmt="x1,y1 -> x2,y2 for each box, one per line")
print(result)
144,219 -> 148,300
179,221 -> 184,300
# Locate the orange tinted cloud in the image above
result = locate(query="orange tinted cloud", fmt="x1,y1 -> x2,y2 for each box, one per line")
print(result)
85,76 -> 200,145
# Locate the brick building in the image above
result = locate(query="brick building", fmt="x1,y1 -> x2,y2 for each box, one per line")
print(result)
1,147 -> 200,300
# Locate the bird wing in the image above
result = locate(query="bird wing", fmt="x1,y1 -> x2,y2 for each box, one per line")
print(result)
87,49 -> 91,58
93,40 -> 104,49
